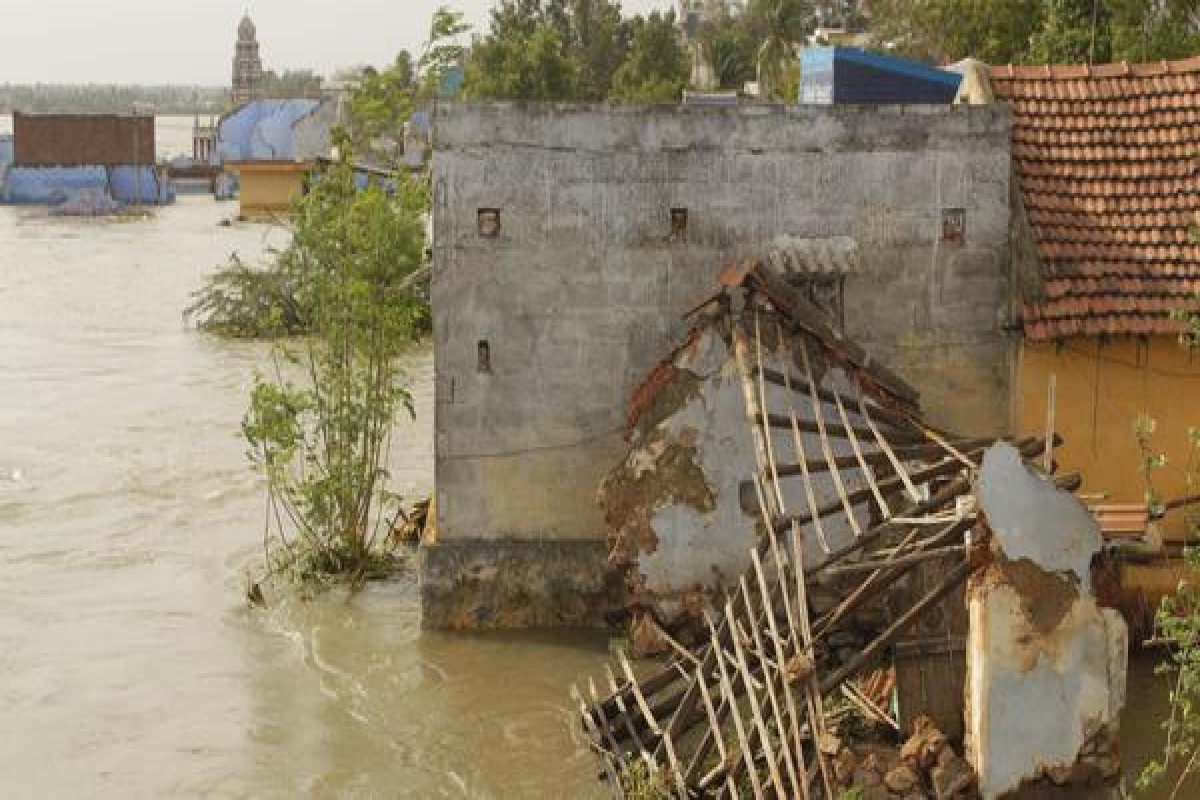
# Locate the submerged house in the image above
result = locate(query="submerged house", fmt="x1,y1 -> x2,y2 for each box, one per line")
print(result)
0,113 -> 173,206
991,58 -> 1200,607
217,98 -> 336,218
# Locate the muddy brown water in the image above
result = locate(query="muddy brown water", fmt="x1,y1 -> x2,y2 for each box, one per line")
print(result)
0,195 -> 1191,798
0,198 -> 609,798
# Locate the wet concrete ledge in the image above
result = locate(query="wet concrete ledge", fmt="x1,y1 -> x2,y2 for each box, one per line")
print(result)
419,539 -> 617,630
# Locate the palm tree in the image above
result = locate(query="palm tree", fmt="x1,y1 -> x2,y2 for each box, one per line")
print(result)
751,0 -> 813,99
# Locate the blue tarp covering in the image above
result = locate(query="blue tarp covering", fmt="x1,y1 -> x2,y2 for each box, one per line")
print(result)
800,46 -> 962,104
0,165 -> 174,206
217,99 -> 322,163
1,166 -> 108,204
109,165 -> 175,204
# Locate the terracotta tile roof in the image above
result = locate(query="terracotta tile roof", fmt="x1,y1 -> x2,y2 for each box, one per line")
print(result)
991,57 -> 1200,339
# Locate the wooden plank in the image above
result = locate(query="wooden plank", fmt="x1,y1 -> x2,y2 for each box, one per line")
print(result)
723,599 -> 788,799
705,609 -> 767,800
796,336 -> 864,538
819,560 -> 975,694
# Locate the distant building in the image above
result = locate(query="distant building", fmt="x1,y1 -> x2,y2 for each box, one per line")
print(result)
216,98 -> 332,163
232,14 -> 264,106
1,113 -> 172,206
217,98 -> 337,219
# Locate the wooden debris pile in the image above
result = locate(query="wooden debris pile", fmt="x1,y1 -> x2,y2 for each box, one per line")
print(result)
574,258 -> 1062,799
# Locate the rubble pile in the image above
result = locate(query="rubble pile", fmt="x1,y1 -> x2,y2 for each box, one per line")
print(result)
831,716 -> 977,799
573,254 -> 1129,800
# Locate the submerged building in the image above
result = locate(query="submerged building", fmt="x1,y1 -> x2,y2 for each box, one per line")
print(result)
216,98 -> 336,219
0,113 -> 172,206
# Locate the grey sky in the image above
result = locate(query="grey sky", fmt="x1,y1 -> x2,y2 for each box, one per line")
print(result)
0,0 -> 672,85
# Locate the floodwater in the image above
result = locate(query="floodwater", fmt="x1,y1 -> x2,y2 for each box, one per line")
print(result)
0,198 -> 610,797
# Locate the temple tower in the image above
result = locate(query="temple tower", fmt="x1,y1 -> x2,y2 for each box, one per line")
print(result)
231,14 -> 263,107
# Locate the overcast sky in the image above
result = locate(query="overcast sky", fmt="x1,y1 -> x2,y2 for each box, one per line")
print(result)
0,0 -> 673,85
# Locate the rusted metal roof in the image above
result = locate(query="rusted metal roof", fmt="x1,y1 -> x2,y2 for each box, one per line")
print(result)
991,57 -> 1200,340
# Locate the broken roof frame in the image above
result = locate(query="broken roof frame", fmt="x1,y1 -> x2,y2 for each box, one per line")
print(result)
574,257 -> 1065,799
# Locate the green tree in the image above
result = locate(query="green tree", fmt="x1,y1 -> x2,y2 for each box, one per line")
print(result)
699,2 -> 759,90
863,0 -> 1200,65
348,7 -> 467,162
611,12 -> 690,102
1135,303 -> 1200,796
241,149 -> 429,585
568,0 -> 631,100
747,0 -> 814,99
862,0 -> 1043,64
464,0 -> 580,100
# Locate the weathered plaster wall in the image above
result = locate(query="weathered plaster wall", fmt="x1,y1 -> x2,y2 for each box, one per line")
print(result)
968,444 -> 1127,799
600,319 -> 876,632
427,103 -> 1013,628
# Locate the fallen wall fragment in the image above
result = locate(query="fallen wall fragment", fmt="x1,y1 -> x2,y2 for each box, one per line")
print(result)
968,443 -> 1128,799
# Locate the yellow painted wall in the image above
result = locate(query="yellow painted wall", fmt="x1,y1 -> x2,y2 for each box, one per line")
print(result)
1018,336 -> 1200,540
234,164 -> 309,219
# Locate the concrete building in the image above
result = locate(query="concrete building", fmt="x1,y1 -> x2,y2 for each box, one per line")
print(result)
232,14 -> 264,106
425,103 -> 1013,628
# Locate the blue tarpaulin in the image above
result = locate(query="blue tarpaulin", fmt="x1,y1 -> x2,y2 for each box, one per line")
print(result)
217,99 -> 322,163
109,165 -> 175,204
1,166 -> 108,204
0,165 -> 174,206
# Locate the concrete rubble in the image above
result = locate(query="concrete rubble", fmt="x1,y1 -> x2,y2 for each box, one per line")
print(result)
574,255 -> 1128,799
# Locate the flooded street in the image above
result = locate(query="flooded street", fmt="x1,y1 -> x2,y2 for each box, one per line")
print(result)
0,198 -> 608,797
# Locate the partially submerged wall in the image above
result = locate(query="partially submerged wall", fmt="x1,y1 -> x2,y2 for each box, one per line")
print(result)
427,103 -> 1013,629
968,443 -> 1127,798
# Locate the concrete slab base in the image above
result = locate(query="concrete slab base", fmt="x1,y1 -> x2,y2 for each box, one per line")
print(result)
419,539 -> 617,630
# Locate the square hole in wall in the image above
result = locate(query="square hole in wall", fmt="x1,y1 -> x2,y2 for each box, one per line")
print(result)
941,208 -> 966,243
477,340 -> 491,373
477,208 -> 501,238
670,207 -> 688,238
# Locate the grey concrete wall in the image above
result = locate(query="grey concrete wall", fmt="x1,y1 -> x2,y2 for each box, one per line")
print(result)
426,102 -> 1013,628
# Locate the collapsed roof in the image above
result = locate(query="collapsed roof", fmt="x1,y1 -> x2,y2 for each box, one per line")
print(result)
575,256 -> 1063,798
